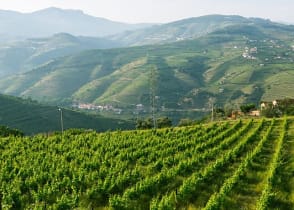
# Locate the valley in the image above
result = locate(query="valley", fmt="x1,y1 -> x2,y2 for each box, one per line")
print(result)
0,17 -> 293,121
0,94 -> 133,135
0,5 -> 294,209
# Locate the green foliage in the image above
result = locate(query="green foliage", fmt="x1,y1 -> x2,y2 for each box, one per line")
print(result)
0,118 -> 293,209
0,125 -> 24,137
261,106 -> 282,118
277,98 -> 294,115
240,103 -> 256,114
261,99 -> 294,117
1,17 -> 293,115
0,94 -> 133,134
136,117 -> 172,129
257,118 -> 287,210
136,118 -> 153,129
157,117 -> 172,128
178,118 -> 195,127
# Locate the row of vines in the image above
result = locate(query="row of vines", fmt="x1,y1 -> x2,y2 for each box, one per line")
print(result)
0,117 -> 293,209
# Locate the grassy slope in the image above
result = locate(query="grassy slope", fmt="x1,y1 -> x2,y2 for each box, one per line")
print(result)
0,117 -> 292,209
0,94 -> 133,134
0,23 -> 293,112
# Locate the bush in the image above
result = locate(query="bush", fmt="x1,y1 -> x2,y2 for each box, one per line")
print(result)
0,125 -> 24,137
178,118 -> 195,127
136,117 -> 172,129
240,103 -> 256,114
157,117 -> 172,128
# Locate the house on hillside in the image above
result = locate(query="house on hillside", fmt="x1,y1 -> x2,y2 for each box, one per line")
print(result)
259,98 -> 294,117
260,100 -> 278,110
249,110 -> 260,117
250,47 -> 257,54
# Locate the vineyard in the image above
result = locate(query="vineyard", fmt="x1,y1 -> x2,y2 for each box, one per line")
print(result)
0,117 -> 293,209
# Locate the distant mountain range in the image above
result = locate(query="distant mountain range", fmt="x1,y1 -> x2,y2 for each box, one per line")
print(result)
1,15 -> 293,116
0,33 -> 122,77
0,12 -> 294,122
108,15 -> 293,46
0,7 -> 153,40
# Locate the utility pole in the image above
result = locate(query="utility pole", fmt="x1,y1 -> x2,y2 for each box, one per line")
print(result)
58,108 -> 64,136
211,103 -> 214,122
150,65 -> 157,129
209,97 -> 215,122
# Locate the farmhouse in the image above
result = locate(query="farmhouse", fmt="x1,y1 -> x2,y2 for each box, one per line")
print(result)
249,110 -> 260,117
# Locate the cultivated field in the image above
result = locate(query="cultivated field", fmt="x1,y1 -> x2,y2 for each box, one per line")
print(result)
0,117 -> 293,209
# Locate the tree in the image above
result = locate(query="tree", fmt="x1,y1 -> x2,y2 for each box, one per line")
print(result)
136,118 -> 153,129
261,98 -> 294,117
0,125 -> 24,137
224,104 -> 234,118
157,117 -> 172,128
178,118 -> 194,127
240,103 -> 256,114
261,106 -> 282,117
136,117 -> 172,129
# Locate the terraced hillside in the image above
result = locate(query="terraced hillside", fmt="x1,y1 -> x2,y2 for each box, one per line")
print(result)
0,16 -> 293,114
0,117 -> 293,209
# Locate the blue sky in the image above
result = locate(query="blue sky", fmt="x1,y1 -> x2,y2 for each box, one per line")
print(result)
0,0 -> 293,23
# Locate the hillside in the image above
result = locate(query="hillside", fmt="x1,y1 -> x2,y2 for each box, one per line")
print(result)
0,94 -> 133,134
108,15 -> 293,46
0,7 -> 152,40
0,33 -> 122,77
1,16 -> 293,118
0,117 -> 293,209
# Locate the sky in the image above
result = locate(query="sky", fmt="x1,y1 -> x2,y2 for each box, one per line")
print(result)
0,0 -> 293,24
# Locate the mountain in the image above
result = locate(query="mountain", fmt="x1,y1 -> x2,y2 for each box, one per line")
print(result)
0,7 -> 152,40
0,94 -> 133,134
0,15 -> 293,119
0,33 -> 123,77
109,15 -> 293,46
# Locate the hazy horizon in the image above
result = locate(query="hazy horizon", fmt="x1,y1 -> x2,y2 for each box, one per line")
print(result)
0,0 -> 293,24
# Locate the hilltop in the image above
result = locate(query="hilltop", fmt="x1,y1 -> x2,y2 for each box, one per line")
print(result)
108,15 -> 293,46
0,7 -> 152,40
0,33 -> 122,77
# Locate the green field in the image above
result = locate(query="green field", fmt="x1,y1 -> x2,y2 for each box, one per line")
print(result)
0,94 -> 133,135
0,117 -> 293,209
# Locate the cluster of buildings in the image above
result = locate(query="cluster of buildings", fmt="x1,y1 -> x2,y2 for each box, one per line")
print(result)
242,46 -> 257,59
231,99 -> 290,119
72,103 -> 122,114
72,103 -> 149,115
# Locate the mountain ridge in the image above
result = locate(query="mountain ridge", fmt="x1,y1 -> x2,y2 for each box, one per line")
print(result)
0,15 -> 293,120
0,32 -> 123,77
0,7 -> 153,40
108,15 -> 293,46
